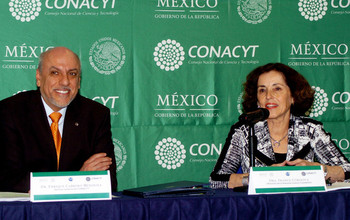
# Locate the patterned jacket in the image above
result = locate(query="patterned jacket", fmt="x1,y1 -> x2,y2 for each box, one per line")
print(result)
210,114 -> 350,188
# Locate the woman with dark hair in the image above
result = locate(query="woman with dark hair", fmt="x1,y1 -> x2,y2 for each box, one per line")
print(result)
210,63 -> 350,189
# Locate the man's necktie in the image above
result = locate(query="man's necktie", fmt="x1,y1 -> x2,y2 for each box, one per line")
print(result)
49,112 -> 62,169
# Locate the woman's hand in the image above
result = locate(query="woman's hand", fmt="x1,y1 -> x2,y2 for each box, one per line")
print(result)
285,159 -> 345,182
271,161 -> 288,166
228,173 -> 248,189
285,159 -> 320,166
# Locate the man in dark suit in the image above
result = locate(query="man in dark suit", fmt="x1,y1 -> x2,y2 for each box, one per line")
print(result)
0,47 -> 117,192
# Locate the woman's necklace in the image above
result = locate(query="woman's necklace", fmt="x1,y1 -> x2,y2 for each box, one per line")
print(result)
270,133 -> 288,148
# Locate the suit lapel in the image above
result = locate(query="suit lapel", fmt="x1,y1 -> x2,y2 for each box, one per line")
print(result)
30,90 -> 58,161
60,94 -> 82,166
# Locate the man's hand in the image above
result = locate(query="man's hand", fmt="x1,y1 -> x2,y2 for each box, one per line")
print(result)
80,153 -> 112,171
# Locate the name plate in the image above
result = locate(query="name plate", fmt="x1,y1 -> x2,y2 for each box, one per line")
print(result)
30,171 -> 111,202
248,166 -> 326,195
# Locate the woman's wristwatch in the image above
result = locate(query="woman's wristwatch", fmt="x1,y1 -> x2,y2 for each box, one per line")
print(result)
242,174 -> 249,186
323,165 -> 332,185
323,165 -> 328,177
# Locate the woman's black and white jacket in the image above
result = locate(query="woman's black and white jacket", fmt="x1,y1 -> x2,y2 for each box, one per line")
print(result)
210,114 -> 350,188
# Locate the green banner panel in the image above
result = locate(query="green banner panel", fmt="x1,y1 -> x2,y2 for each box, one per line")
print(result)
0,0 -> 350,191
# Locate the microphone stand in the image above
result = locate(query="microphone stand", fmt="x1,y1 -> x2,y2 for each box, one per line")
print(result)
239,108 -> 269,168
234,121 -> 257,192
248,123 -> 257,167
235,109 -> 268,192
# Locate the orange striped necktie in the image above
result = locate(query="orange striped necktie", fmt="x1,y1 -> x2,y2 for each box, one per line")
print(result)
49,112 -> 62,169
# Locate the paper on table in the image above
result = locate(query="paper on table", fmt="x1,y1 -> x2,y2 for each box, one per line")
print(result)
0,192 -> 30,201
326,181 -> 350,191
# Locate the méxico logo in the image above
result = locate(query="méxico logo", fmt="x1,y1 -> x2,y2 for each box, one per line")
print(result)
298,0 -> 328,21
9,0 -> 42,22
154,137 -> 186,170
154,39 -> 185,71
306,86 -> 328,117
89,37 -> 126,75
113,138 -> 127,172
237,0 -> 272,24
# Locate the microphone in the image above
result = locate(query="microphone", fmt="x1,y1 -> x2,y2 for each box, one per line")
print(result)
239,108 -> 270,124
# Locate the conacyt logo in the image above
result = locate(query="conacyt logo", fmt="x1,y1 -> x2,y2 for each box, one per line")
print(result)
154,137 -> 186,170
92,96 -> 119,116
9,0 -> 42,22
89,37 -> 126,75
237,0 -> 272,24
298,0 -> 328,21
154,39 -> 185,71
305,86 -> 328,117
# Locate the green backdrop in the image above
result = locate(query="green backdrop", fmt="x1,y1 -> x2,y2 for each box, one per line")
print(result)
1,0 -> 350,191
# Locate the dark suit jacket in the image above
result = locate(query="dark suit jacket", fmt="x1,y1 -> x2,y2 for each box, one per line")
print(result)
0,90 -> 117,192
